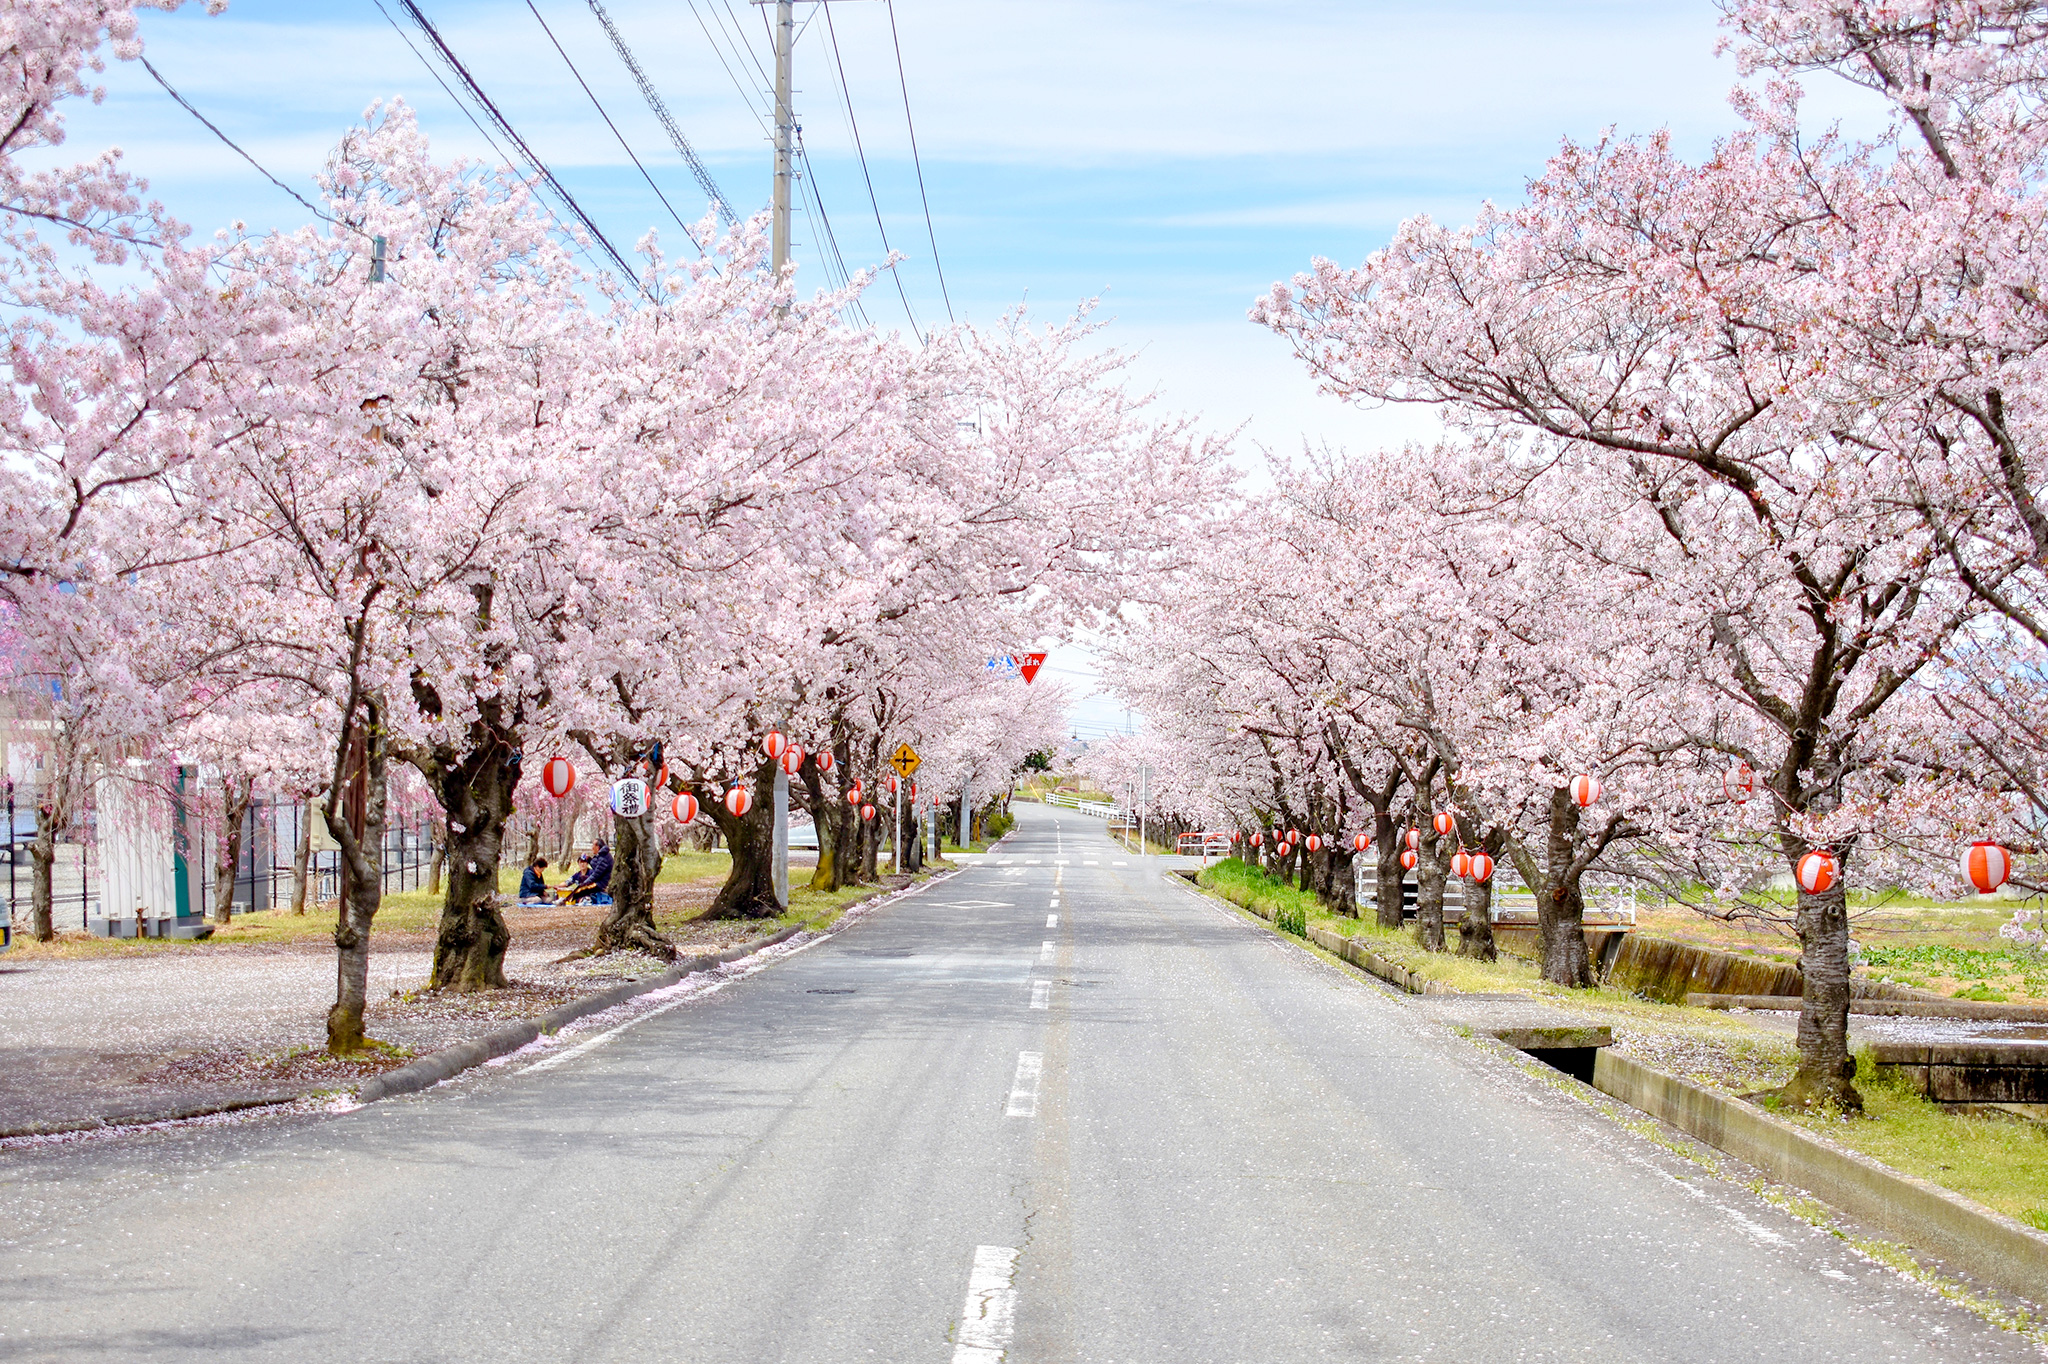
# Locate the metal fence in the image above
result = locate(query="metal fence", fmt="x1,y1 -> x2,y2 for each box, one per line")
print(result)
1,780 -> 441,934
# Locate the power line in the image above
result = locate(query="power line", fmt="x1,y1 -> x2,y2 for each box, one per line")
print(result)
139,57 -> 371,240
396,0 -> 643,287
819,0 -> 919,333
882,0 -> 953,325
369,0 -> 532,205
681,0 -> 773,135
525,0 -> 708,259
582,0 -> 740,229
794,135 -> 870,327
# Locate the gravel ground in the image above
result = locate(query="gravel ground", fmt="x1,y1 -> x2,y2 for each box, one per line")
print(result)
0,888 -> 788,1136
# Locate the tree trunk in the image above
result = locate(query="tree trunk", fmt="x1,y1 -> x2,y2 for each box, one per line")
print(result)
1536,788 -> 1594,987
426,841 -> 444,897
1322,849 -> 1358,917
1415,831 -> 1447,953
1373,810 -> 1404,931
1458,871 -> 1495,960
803,744 -> 849,891
1780,872 -> 1861,1110
424,731 -> 520,992
554,789 -> 582,867
327,707 -> 389,1055
212,773 -> 254,926
289,797 -> 314,915
707,761 -> 781,919
590,798 -> 673,958
29,826 -> 57,941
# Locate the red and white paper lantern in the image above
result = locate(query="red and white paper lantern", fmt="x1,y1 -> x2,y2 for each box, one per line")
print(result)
1570,774 -> 1602,808
780,746 -> 804,776
1722,764 -> 1755,803
1963,841 -> 2012,895
1403,827 -> 1421,851
1450,849 -> 1473,879
725,784 -> 753,818
1288,827 -> 1301,844
1353,832 -> 1369,853
861,803 -> 877,822
541,756 -> 576,799
762,731 -> 789,760
1306,835 -> 1322,852
1399,849 -> 1418,871
1468,852 -> 1495,883
1795,849 -> 1838,895
814,749 -> 835,774
1433,811 -> 1456,837
1252,832 -> 1264,848
671,792 -> 699,824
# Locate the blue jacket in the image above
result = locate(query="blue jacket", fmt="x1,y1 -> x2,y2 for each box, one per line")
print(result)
518,866 -> 547,900
586,849 -> 613,892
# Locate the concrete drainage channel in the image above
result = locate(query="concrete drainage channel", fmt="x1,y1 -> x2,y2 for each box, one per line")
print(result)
1188,873 -> 2048,1307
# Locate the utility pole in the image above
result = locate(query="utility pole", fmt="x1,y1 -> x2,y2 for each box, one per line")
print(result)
771,0 -> 794,279
772,758 -> 789,910
1137,763 -> 1152,859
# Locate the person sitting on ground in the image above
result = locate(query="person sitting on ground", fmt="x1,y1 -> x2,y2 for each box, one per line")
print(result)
556,854 -> 593,902
569,841 -> 614,904
517,856 -> 550,905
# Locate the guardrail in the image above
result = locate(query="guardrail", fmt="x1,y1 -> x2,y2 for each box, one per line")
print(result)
1044,792 -> 1126,820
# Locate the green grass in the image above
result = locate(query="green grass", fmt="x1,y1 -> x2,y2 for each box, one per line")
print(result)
1761,1054 -> 2048,1226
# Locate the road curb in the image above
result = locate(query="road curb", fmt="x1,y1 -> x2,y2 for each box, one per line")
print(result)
355,924 -> 803,1104
0,1092 -> 304,1141
1179,875 -> 2048,1304
1591,1049 -> 2048,1304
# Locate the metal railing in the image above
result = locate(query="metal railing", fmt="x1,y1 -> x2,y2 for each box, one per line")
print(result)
1044,791 -> 1126,820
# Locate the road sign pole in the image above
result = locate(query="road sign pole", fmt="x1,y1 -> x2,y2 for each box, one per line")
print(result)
892,779 -> 901,875
958,780 -> 970,850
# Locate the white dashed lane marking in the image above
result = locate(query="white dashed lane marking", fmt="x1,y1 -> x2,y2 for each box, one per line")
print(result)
951,1245 -> 1019,1364
1046,914 -> 1058,928
1030,980 -> 1050,1010
1006,1052 -> 1044,1117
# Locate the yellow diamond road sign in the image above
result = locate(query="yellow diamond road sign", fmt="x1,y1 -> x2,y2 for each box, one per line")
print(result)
889,743 -> 921,777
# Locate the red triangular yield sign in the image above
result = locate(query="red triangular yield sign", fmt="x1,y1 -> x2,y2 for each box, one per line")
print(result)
1018,652 -> 1048,684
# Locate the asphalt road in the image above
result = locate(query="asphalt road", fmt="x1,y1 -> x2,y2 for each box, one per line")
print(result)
0,802 -> 2034,1362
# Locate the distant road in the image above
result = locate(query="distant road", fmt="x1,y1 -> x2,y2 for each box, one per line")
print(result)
0,802 -> 2028,1361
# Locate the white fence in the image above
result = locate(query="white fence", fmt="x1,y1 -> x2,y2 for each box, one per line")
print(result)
1044,791 -> 1126,820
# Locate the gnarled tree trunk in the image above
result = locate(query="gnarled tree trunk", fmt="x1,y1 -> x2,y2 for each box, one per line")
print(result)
416,697 -> 522,991
290,796 -> 314,915
707,760 -> 781,919
1374,810 -> 1404,931
1415,822 -> 1448,952
327,708 -> 389,1055
1322,848 -> 1358,917
590,794 -> 672,959
1780,866 -> 1860,1110
212,773 -> 255,926
1535,788 -> 1594,987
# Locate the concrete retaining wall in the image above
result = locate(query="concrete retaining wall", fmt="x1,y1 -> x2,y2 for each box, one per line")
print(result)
1606,935 -> 1933,1005
1593,1049 -> 2048,1303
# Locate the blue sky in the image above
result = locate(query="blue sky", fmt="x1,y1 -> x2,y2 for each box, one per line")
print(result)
82,0 -> 1890,740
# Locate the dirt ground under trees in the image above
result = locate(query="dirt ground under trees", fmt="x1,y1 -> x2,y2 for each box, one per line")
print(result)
0,862 -> 823,1136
